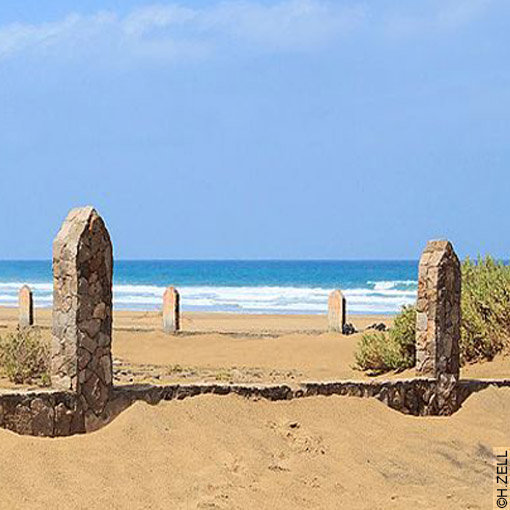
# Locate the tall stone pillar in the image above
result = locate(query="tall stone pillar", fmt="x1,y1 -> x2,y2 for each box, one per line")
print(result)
328,289 -> 346,333
51,207 -> 113,420
415,240 -> 461,380
18,285 -> 34,327
163,286 -> 180,333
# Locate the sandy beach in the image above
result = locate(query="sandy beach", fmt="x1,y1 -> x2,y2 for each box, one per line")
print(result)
0,307 -> 508,508
1,308 -> 394,387
0,307 -> 506,387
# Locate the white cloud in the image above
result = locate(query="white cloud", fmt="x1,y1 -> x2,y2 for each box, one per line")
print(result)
0,13 -> 117,59
0,1 -> 365,62
0,0 -> 499,62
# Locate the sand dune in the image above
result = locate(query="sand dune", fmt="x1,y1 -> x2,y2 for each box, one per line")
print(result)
0,387 -> 508,509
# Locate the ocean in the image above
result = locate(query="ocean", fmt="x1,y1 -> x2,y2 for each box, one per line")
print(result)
0,260 -> 418,315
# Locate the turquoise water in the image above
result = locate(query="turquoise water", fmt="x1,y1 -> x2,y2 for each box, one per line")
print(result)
0,260 -> 418,314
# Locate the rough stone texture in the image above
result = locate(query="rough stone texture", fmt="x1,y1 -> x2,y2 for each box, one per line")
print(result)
163,286 -> 180,333
18,285 -> 34,327
328,290 -> 346,333
51,206 -> 113,422
415,240 -> 461,380
0,391 -> 81,437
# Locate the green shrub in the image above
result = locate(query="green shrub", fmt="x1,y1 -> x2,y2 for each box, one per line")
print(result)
354,332 -> 398,375
389,305 -> 417,365
0,327 -> 50,386
354,306 -> 416,374
355,256 -> 510,374
461,256 -> 510,362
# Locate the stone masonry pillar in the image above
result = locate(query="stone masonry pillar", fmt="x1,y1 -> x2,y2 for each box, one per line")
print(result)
415,240 -> 461,380
51,207 -> 113,420
18,285 -> 34,327
163,286 -> 180,333
328,289 -> 346,333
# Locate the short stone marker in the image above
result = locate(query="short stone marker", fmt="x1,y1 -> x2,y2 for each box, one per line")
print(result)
18,285 -> 34,327
163,286 -> 180,333
51,206 -> 114,423
328,289 -> 346,333
415,240 -> 461,380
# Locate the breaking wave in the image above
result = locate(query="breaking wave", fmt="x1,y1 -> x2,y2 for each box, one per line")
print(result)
0,279 -> 417,314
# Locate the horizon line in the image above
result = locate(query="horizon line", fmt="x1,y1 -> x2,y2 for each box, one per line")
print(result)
0,258 -> 422,263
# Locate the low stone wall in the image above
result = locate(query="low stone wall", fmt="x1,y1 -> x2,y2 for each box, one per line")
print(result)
0,390 -> 81,437
2,378 -> 509,437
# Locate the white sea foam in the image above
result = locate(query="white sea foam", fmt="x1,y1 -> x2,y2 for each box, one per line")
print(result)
0,282 -> 53,292
0,280 -> 417,314
368,280 -> 417,291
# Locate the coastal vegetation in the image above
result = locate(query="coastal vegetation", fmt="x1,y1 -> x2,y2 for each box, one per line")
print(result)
355,256 -> 510,374
354,305 -> 416,375
0,328 -> 50,385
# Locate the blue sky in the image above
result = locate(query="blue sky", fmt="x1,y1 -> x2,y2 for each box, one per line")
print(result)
0,0 -> 509,259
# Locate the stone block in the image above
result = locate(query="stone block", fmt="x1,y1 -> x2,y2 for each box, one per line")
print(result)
18,285 -> 34,327
328,289 -> 346,333
163,286 -> 180,333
